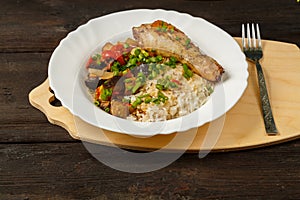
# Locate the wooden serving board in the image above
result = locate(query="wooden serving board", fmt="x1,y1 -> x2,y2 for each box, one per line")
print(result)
29,38 -> 300,152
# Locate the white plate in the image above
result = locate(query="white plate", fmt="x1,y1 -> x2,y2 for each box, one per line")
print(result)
48,9 -> 248,136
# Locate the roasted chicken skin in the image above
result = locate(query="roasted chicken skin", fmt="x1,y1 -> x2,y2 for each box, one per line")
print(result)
132,20 -> 224,82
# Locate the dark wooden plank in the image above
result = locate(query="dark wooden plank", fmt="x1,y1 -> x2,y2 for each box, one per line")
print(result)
0,52 -> 49,123
0,141 -> 299,199
1,1 -> 300,199
0,0 -> 299,53
0,52 -> 74,142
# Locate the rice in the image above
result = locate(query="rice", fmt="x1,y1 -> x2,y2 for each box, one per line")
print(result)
127,64 -> 214,122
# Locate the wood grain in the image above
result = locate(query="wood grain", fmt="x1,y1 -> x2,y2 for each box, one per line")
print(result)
1,0 -> 300,199
0,0 -> 299,53
0,142 -> 299,199
0,53 -> 74,143
29,39 -> 300,152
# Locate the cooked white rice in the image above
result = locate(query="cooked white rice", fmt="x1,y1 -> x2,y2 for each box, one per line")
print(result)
127,64 -> 214,122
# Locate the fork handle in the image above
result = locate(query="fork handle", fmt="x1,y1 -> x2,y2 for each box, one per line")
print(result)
255,61 -> 278,134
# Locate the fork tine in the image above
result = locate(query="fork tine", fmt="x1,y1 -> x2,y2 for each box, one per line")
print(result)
246,23 -> 251,48
242,24 -> 245,49
256,23 -> 262,48
251,23 -> 256,48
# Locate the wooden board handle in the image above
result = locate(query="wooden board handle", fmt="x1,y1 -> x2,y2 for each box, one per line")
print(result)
29,79 -> 79,139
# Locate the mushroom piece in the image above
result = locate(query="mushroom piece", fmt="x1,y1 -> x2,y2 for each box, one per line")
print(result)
88,68 -> 105,77
88,68 -> 114,79
102,42 -> 114,51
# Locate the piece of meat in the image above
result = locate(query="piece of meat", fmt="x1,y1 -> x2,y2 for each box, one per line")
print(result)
132,20 -> 224,82
110,100 -> 129,118
125,38 -> 138,47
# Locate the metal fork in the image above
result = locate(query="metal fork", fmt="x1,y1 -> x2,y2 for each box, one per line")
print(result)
242,23 -> 278,135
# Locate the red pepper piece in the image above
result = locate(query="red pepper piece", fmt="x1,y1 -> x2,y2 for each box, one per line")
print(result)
86,57 -> 93,68
171,79 -> 181,85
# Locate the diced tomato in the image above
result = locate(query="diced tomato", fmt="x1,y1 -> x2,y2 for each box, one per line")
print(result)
86,57 -> 93,68
110,44 -> 124,52
113,50 -> 122,58
101,44 -> 128,65
102,50 -> 115,60
116,55 -> 125,65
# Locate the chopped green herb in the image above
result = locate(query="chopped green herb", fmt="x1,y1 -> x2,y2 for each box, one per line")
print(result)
185,39 -> 191,49
92,53 -> 101,61
113,71 -> 119,76
157,91 -> 168,103
156,55 -> 163,62
139,94 -> 150,98
144,96 -> 152,104
207,86 -> 214,94
164,56 -> 177,68
123,43 -> 129,49
128,57 -> 137,66
94,100 -> 100,106
162,24 -> 168,32
124,77 -> 135,83
100,88 -> 112,101
138,53 -> 144,60
170,56 -> 177,63
151,70 -> 157,79
134,48 -> 141,56
169,81 -> 178,88
149,57 -> 157,63
142,50 -> 149,57
92,55 -> 98,60
131,97 -> 142,108
152,98 -> 161,104
169,27 -> 174,33
96,59 -> 101,65
156,84 -> 164,90
111,62 -> 120,73
132,81 -> 142,93
182,63 -> 193,80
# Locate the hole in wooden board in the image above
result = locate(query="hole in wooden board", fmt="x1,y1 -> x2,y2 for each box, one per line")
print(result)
48,87 -> 62,107
49,87 -> 54,94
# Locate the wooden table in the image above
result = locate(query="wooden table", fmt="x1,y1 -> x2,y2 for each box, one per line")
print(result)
1,0 -> 300,199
